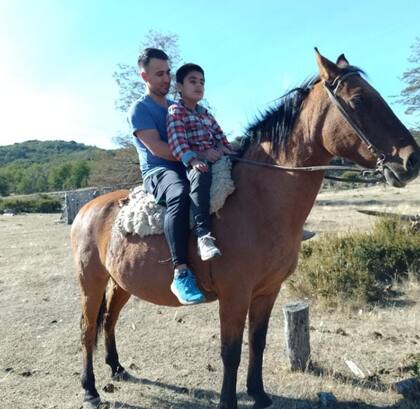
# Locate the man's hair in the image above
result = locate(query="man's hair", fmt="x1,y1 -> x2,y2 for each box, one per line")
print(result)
176,63 -> 205,84
137,48 -> 169,69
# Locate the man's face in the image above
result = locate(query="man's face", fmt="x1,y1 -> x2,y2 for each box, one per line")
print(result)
141,58 -> 171,97
177,71 -> 205,103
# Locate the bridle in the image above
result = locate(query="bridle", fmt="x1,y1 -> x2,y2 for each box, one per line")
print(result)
323,71 -> 387,174
230,71 -> 388,182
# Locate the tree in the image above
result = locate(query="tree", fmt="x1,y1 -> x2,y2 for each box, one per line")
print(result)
397,37 -> 420,127
0,174 -> 9,196
69,161 -> 90,188
113,30 -> 181,113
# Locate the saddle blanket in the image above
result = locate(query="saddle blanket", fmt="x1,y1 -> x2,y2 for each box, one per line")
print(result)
115,156 -> 235,237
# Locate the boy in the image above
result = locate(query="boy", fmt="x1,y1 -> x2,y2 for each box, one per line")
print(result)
167,63 -> 236,270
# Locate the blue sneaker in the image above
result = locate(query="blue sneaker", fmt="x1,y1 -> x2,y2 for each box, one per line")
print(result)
170,269 -> 205,305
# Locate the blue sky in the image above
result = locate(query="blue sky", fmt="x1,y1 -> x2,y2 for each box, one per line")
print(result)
0,0 -> 418,149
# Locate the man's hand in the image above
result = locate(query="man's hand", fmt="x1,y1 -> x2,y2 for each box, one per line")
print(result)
191,158 -> 209,172
198,148 -> 222,163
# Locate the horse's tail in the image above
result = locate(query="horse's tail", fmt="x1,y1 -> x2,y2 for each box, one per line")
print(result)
95,292 -> 107,348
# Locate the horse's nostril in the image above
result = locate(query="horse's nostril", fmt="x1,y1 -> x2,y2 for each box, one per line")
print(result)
406,151 -> 420,171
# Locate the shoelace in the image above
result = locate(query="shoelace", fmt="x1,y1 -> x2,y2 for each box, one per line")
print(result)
177,270 -> 196,292
200,234 -> 217,245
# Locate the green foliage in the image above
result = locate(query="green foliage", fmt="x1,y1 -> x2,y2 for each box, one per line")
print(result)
0,140 -> 101,166
0,195 -> 62,213
0,174 -> 9,196
289,218 -> 420,307
0,140 -> 111,194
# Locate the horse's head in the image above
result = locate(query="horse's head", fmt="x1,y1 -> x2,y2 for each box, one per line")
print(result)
315,49 -> 420,187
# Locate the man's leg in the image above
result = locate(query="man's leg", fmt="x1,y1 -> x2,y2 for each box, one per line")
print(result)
144,170 -> 190,266
146,169 -> 205,304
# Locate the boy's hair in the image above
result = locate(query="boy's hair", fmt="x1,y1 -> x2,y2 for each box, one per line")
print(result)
176,63 -> 205,84
137,48 -> 169,69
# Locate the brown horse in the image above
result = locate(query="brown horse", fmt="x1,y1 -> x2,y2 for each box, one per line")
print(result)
71,50 -> 420,409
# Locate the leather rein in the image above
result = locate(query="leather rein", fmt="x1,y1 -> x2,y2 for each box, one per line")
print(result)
230,71 -> 387,183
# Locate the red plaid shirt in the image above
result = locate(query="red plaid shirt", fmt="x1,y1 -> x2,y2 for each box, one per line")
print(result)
167,100 -> 230,166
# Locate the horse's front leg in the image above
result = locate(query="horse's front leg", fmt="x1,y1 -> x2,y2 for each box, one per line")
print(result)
247,291 -> 279,409
218,294 -> 250,409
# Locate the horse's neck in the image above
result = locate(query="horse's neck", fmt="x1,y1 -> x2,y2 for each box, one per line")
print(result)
234,92 -> 332,236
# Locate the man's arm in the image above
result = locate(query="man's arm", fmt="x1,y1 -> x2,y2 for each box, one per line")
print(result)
134,129 -> 177,161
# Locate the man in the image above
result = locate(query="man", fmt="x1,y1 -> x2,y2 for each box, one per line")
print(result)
128,48 -> 220,305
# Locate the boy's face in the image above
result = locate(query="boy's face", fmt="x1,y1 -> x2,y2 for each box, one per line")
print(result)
141,58 -> 171,97
177,71 -> 205,103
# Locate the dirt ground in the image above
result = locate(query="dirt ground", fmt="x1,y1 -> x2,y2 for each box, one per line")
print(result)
0,179 -> 419,409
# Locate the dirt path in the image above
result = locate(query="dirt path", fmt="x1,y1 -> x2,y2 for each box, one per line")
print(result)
0,180 -> 419,408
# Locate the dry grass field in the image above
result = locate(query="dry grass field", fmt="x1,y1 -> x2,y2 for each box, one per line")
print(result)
0,179 -> 419,409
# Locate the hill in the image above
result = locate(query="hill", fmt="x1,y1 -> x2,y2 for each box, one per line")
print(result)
0,140 -> 139,196
0,139 -> 108,166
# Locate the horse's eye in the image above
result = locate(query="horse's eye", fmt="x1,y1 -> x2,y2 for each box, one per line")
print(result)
349,95 -> 363,110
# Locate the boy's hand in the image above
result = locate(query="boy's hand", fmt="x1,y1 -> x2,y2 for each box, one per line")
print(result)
217,143 -> 238,156
198,148 -> 221,163
191,158 -> 209,172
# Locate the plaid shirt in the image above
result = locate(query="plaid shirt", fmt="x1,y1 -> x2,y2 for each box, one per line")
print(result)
167,100 -> 230,166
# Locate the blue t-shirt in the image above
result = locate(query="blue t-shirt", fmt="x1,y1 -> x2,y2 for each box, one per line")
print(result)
128,95 -> 184,179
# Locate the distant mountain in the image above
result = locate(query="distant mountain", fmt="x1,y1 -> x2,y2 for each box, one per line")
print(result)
0,140 -> 112,166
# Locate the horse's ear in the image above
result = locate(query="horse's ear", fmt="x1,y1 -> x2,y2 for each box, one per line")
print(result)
336,53 -> 349,68
314,47 -> 340,82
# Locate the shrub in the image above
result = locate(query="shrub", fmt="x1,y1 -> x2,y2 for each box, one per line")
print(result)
0,195 -> 62,214
288,218 -> 420,307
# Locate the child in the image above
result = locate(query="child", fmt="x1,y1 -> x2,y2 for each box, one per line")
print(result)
167,63 -> 235,262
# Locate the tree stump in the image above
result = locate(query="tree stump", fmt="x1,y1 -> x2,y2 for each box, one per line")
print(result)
283,302 -> 310,371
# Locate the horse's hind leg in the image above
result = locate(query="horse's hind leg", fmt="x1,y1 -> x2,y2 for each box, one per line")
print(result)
78,264 -> 109,406
246,291 -> 279,409
103,280 -> 131,379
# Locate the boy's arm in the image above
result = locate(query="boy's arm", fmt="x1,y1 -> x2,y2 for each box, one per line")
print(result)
167,106 -> 198,166
209,113 -> 230,147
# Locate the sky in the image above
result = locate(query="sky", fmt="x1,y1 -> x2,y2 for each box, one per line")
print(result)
0,0 -> 418,149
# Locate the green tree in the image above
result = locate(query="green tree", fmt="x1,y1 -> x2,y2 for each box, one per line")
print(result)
48,163 -> 73,190
69,161 -> 90,188
0,174 -> 9,196
15,164 -> 48,194
397,37 -> 420,127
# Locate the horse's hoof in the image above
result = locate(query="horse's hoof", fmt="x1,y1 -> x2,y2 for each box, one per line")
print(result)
112,369 -> 131,381
251,393 -> 273,409
82,397 -> 102,409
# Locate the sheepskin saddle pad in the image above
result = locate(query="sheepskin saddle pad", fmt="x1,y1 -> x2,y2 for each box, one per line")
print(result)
115,156 -> 235,237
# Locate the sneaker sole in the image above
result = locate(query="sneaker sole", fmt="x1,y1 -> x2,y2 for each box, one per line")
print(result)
170,283 -> 205,305
198,249 -> 222,262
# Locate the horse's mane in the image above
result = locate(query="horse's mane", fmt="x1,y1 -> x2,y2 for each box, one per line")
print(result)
238,66 -> 365,158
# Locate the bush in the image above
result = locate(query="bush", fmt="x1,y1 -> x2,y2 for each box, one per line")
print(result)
288,218 -> 420,307
0,195 -> 62,214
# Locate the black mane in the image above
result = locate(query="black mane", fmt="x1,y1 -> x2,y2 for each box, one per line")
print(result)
239,66 -> 365,157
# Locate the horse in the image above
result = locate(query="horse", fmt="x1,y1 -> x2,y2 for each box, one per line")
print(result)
71,49 -> 420,409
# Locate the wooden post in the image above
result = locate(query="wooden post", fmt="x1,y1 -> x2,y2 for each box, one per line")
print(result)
283,302 -> 310,371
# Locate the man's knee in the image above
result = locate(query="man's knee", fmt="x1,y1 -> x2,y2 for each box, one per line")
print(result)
166,181 -> 189,205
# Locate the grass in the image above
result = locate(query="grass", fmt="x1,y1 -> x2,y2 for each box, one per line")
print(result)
289,218 -> 420,308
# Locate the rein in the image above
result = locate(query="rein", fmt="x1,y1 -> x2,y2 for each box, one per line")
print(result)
231,71 -> 387,184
